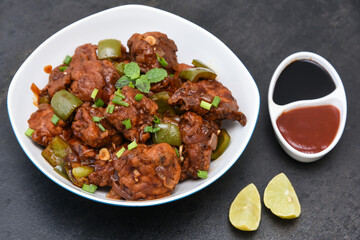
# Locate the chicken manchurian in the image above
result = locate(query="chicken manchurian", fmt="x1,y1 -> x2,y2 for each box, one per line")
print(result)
26,31 -> 246,200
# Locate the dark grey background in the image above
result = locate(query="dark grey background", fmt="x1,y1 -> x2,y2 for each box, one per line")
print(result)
1,0 -> 359,239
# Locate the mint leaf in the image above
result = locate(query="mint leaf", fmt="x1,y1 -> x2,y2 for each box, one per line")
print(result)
124,62 -> 140,80
135,75 -> 151,93
145,68 -> 168,83
115,75 -> 135,89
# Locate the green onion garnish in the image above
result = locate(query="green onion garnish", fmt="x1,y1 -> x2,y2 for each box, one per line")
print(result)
211,96 -> 221,107
175,148 -> 180,157
51,114 -> 60,125
82,184 -> 97,193
114,90 -> 125,99
94,98 -> 104,107
153,115 -> 160,124
91,89 -> 99,100
128,141 -> 138,150
112,95 -> 129,107
106,105 -> 115,114
92,116 -> 104,123
63,55 -> 72,65
156,54 -> 169,67
197,170 -> 208,179
200,100 -> 212,110
97,123 -> 106,132
25,128 -> 34,137
135,93 -> 143,101
122,119 -> 132,129
59,66 -> 68,72
144,126 -> 160,133
116,147 -> 126,158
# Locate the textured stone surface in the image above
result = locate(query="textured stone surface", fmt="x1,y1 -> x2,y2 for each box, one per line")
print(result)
1,0 -> 359,239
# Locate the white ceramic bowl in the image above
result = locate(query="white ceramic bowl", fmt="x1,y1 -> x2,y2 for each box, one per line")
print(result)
8,5 -> 260,206
268,52 -> 347,163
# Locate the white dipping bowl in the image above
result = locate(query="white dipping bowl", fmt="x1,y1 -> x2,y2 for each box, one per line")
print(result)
7,5 -> 260,206
268,52 -> 347,163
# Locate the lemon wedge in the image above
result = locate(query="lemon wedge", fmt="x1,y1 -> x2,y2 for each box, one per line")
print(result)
229,183 -> 261,231
264,173 -> 301,219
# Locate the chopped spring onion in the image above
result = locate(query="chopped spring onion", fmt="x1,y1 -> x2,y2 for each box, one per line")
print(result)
135,93 -> 143,101
82,184 -> 97,193
94,98 -> 104,107
92,116 -> 104,123
51,114 -> 60,125
122,119 -> 132,129
63,55 -> 72,65
128,141 -> 138,150
156,54 -> 168,67
175,148 -> 180,157
116,147 -> 126,158
97,123 -> 106,132
114,90 -> 125,99
106,104 -> 115,114
91,89 -> 99,100
153,115 -> 160,124
59,66 -> 68,72
144,126 -> 160,133
128,81 -> 135,88
112,96 -> 129,107
211,96 -> 221,107
25,128 -> 34,137
200,100 -> 212,110
197,170 -> 208,179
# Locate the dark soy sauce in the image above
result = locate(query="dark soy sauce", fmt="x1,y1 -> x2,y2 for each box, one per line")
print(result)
273,59 -> 336,105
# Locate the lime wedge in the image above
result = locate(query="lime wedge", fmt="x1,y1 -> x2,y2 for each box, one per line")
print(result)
264,173 -> 301,219
229,183 -> 261,231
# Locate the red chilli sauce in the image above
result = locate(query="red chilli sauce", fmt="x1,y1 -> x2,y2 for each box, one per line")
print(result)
276,105 -> 340,154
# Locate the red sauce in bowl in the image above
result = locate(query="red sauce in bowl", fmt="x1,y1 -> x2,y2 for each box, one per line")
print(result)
276,105 -> 340,154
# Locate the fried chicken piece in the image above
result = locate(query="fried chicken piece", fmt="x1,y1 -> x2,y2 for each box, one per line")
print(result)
27,103 -> 71,146
105,86 -> 158,143
89,160 -> 115,187
179,112 -> 219,180
72,103 -> 121,148
168,80 -> 247,126
69,43 -> 98,66
127,32 -> 178,73
68,137 -> 97,160
70,60 -> 119,103
110,143 -> 181,200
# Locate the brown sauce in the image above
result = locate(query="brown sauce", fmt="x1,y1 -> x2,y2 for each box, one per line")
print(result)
276,105 -> 340,154
44,65 -> 52,74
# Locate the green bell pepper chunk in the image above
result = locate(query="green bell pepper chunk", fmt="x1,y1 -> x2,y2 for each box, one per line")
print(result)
179,67 -> 217,82
211,129 -> 231,160
54,163 -> 70,180
115,62 -> 126,76
150,91 -> 176,114
98,39 -> 122,60
153,123 -> 182,146
192,59 -> 213,71
51,89 -> 83,121
72,166 -> 94,178
41,136 -> 73,167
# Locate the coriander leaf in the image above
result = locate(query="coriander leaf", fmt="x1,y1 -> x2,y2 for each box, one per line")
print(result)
135,75 -> 151,93
145,68 -> 168,83
124,62 -> 140,80
115,75 -> 135,89
144,126 -> 161,133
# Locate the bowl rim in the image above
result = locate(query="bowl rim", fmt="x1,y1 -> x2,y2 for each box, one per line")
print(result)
7,4 -> 260,206
268,51 -> 347,162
